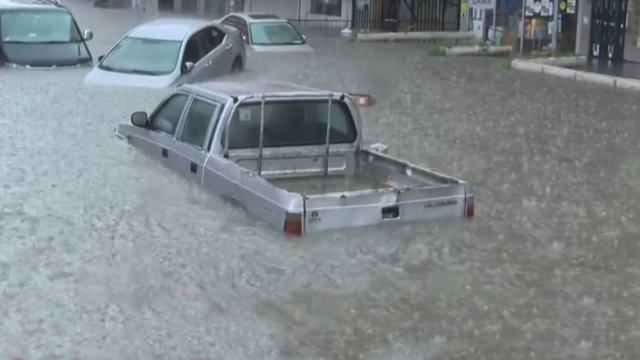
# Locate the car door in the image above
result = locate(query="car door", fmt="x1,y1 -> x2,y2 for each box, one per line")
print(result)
131,92 -> 192,166
177,30 -> 208,85
198,25 -> 235,78
169,96 -> 223,181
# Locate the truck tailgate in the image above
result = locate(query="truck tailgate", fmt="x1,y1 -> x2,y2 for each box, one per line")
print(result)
303,184 -> 469,232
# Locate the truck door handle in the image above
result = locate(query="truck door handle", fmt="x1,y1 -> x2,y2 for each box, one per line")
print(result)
162,148 -> 168,158
225,44 -> 232,50
205,60 -> 213,67
190,162 -> 198,174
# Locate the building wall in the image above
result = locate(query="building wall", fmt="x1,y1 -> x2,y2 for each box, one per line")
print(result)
298,0 -> 352,21
243,0 -> 301,18
624,0 -> 640,62
243,0 -> 352,21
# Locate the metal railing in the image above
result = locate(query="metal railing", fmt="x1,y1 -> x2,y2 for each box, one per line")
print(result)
288,19 -> 352,36
289,18 -> 460,36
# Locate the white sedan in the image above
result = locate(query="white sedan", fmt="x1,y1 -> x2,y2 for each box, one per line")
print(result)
220,13 -> 313,52
84,18 -> 246,88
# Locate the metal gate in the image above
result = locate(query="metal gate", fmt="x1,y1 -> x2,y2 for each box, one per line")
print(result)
589,0 -> 628,63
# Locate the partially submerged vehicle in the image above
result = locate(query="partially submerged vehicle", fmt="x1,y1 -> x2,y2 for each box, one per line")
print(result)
0,0 -> 94,68
220,13 -> 313,53
84,18 -> 245,88
116,80 -> 474,235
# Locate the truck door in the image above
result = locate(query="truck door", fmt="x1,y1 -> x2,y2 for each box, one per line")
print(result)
169,96 -> 223,181
132,93 -> 191,167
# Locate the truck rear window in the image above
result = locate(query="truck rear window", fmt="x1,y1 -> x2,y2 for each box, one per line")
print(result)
224,100 -> 357,150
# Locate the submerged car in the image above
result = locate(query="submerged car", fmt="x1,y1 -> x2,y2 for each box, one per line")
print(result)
0,0 -> 94,68
116,80 -> 474,235
84,18 -> 246,88
220,13 -> 313,52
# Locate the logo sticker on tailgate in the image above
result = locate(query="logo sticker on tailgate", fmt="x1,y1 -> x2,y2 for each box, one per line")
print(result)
424,200 -> 458,209
308,210 -> 321,223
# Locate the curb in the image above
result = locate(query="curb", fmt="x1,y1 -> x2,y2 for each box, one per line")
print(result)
541,65 -> 576,79
616,78 -> 640,90
575,71 -> 617,87
445,45 -> 512,56
357,31 -> 475,43
511,60 -> 543,73
511,58 -> 640,92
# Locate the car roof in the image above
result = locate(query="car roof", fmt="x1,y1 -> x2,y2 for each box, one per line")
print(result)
184,80 -> 332,98
128,18 -> 212,41
0,0 -> 65,10
226,12 -> 288,23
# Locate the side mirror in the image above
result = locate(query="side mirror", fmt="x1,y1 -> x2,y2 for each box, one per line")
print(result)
98,55 -> 104,62
302,34 -> 306,40
83,29 -> 93,41
241,34 -> 248,42
181,61 -> 195,74
130,111 -> 148,127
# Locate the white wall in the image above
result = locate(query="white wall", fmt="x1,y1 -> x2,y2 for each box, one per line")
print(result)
243,0 -> 301,18
297,0 -> 353,21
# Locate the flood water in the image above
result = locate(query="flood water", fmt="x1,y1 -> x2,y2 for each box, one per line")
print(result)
1,1 -> 640,359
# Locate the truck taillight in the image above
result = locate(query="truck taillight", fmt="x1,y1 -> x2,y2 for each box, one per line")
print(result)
283,212 -> 303,235
465,195 -> 474,218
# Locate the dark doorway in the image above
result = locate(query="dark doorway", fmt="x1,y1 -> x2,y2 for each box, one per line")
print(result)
589,0 -> 628,63
159,0 -> 173,11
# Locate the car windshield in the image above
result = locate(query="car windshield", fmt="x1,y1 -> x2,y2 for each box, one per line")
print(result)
99,36 -> 182,76
250,22 -> 305,45
0,10 -> 83,43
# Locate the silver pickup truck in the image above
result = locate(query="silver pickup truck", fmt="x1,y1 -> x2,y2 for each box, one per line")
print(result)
116,80 -> 474,235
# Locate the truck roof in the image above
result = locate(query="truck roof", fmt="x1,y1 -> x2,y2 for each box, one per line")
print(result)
0,0 -> 62,9
185,80 -> 333,99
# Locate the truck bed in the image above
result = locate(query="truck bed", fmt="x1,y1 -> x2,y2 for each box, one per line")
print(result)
269,172 -> 437,196
268,150 -> 459,196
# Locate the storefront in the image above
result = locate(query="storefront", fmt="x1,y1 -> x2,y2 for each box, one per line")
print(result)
575,0 -> 640,63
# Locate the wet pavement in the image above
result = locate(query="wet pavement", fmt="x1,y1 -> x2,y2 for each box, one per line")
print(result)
2,1 -> 640,359
569,59 -> 640,80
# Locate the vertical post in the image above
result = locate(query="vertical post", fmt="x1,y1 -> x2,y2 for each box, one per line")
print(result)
257,95 -> 266,176
323,95 -> 333,177
519,0 -> 526,56
491,5 -> 497,44
552,0 -> 559,49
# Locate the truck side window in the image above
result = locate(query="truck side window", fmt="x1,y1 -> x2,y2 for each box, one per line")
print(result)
148,93 -> 190,136
224,100 -> 357,150
178,98 -> 219,148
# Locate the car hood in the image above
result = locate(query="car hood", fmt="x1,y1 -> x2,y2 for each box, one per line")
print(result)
1,42 -> 93,68
250,44 -> 314,52
83,67 -> 175,88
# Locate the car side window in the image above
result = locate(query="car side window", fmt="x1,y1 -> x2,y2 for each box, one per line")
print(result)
148,94 -> 190,136
178,98 -> 220,148
199,26 -> 225,54
183,33 -> 204,64
236,19 -> 249,42
221,16 -> 237,27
